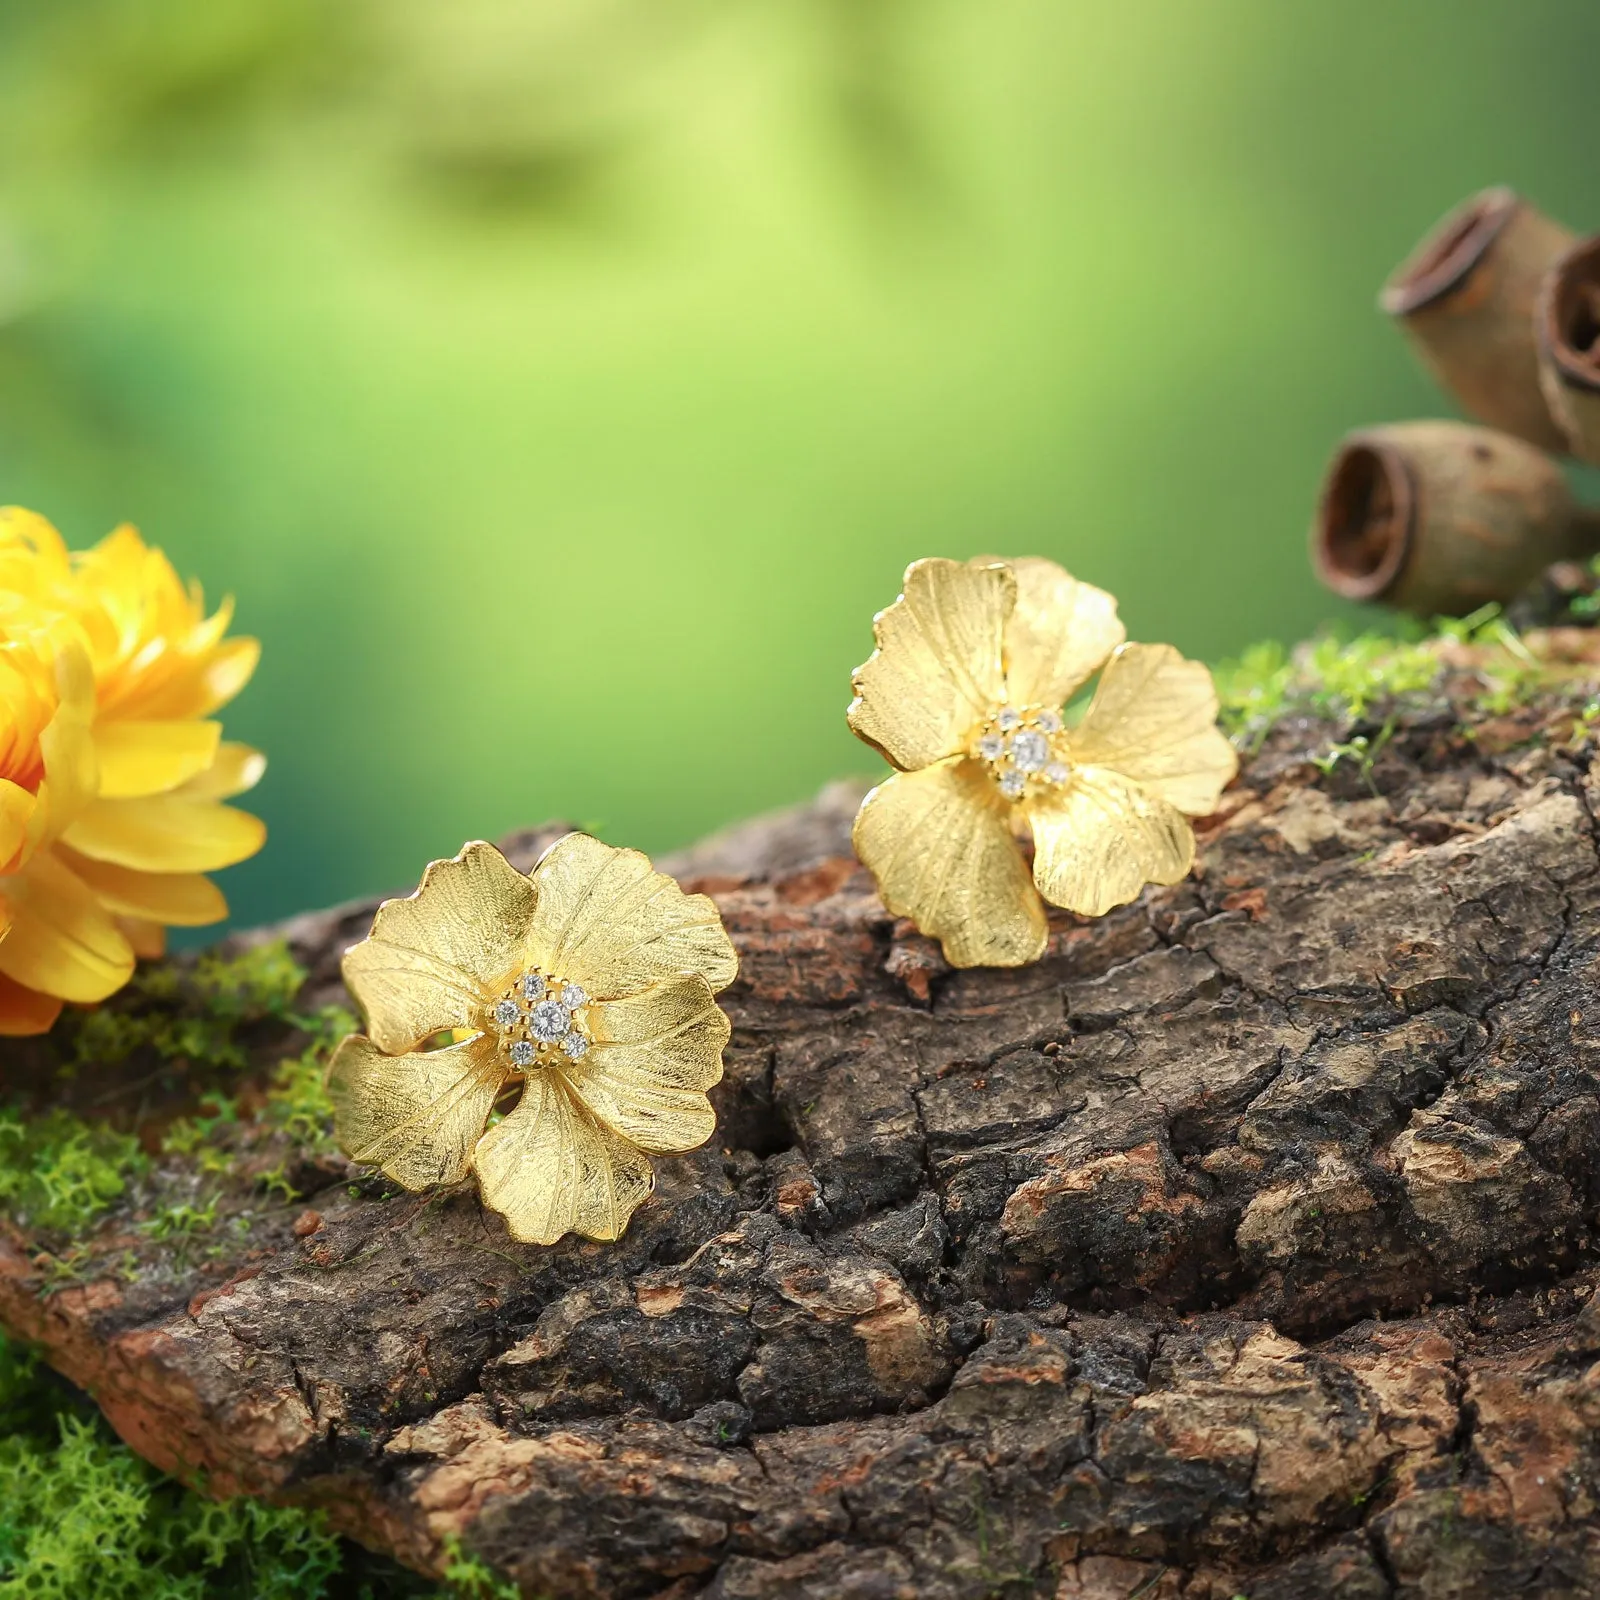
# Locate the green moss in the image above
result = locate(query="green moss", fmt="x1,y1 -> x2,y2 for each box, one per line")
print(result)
263,1006 -> 355,1151
0,1330 -> 341,1600
1215,605 -> 1567,754
139,1194 -> 221,1244
154,1001 -> 354,1191
0,1331 -> 507,1598
0,1107 -> 149,1233
439,1538 -> 524,1600
159,1093 -> 241,1174
1215,627 -> 1440,751
68,940 -> 307,1074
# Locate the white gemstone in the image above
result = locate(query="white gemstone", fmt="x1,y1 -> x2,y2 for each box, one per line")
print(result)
530,1000 -> 570,1043
977,733 -> 1005,761
1044,760 -> 1071,784
521,972 -> 547,1002
492,998 -> 521,1029
561,982 -> 588,1010
1036,709 -> 1063,733
509,1039 -> 535,1068
1011,729 -> 1049,772
997,707 -> 1022,731
999,768 -> 1027,800
561,1031 -> 590,1060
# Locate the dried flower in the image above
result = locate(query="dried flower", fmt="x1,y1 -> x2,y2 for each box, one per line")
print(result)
0,510 -> 265,1034
848,556 -> 1237,966
329,835 -> 738,1245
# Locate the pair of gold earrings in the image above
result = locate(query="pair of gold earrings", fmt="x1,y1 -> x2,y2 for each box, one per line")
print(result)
330,555 -> 1235,1243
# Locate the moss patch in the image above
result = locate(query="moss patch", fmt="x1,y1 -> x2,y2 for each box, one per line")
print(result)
64,940 -> 307,1075
1215,606 -> 1593,755
0,1107 -> 149,1234
0,1333 -> 514,1598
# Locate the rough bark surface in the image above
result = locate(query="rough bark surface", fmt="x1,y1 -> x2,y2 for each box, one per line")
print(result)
9,707 -> 1600,1598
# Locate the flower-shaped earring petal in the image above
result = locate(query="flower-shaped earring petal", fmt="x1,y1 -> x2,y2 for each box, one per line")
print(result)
328,834 -> 737,1244
848,556 -> 1237,967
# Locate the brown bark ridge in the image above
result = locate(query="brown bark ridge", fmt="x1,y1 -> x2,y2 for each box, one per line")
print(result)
11,696 -> 1600,1599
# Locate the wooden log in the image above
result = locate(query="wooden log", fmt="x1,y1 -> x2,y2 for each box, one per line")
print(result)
7,703 -> 1600,1598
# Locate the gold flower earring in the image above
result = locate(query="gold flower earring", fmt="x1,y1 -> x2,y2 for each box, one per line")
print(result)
847,556 -> 1237,967
328,834 -> 737,1245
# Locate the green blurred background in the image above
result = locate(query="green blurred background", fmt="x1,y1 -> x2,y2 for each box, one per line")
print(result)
2,0 -> 1598,930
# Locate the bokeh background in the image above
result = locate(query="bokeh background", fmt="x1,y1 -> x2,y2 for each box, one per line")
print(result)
3,0 -> 1599,930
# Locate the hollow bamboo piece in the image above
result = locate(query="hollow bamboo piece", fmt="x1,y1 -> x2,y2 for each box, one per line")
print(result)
1538,234 -> 1600,466
1311,419 -> 1600,616
1382,188 -> 1574,453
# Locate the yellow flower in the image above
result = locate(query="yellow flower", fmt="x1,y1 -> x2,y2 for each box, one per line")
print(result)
848,556 -> 1238,967
0,508 -> 266,1034
329,835 -> 738,1245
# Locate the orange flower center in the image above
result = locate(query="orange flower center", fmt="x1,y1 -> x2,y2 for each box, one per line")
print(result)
969,704 -> 1073,803
484,969 -> 592,1073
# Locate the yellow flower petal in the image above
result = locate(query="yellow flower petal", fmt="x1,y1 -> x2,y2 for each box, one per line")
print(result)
118,917 -> 166,960
571,976 -> 729,1153
0,848 -> 136,1003
342,841 -> 536,1054
852,759 -> 1047,968
0,506 -> 70,570
63,795 -> 265,873
56,846 -> 228,927
849,558 -> 1015,771
328,1032 -> 507,1190
474,1070 -> 656,1244
196,636 -> 260,717
998,556 -> 1126,710
1028,766 -> 1195,918
174,742 -> 265,801
0,780 -> 36,873
93,719 -> 222,799
0,972 -> 63,1037
1066,642 -> 1239,815
26,632 -> 97,852
527,833 -> 739,1001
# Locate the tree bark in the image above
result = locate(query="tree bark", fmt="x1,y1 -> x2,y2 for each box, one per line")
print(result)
7,708 -> 1600,1599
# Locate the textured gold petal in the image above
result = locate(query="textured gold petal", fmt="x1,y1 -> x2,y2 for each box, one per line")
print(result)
342,841 -> 536,1054
474,1070 -> 656,1245
526,832 -> 738,1000
848,558 -> 1015,772
327,1032 -> 505,1190
997,556 -> 1125,709
852,759 -> 1047,968
1066,642 -> 1239,815
568,975 -> 728,1153
1028,766 -> 1195,918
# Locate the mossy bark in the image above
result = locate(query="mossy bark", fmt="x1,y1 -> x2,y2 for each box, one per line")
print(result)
7,697 -> 1600,1598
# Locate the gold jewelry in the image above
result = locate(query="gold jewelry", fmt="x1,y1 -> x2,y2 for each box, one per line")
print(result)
328,834 -> 737,1244
847,556 -> 1237,967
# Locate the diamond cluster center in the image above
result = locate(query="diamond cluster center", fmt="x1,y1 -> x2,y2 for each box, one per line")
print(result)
486,969 -> 592,1071
972,704 -> 1072,802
